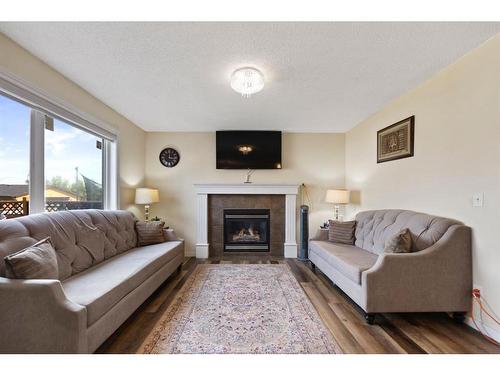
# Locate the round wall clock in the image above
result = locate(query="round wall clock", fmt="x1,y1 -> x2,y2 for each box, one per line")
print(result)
159,147 -> 180,168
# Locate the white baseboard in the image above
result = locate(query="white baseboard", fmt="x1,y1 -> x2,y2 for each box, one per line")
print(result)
195,244 -> 209,259
465,316 -> 500,343
284,243 -> 298,258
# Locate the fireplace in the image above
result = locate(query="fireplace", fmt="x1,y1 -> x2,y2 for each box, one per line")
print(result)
223,209 -> 270,252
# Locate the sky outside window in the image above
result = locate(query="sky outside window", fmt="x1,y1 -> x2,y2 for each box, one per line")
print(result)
0,95 -> 30,185
45,118 -> 102,186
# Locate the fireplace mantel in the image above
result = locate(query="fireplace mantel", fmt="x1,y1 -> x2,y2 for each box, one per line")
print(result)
194,183 -> 300,259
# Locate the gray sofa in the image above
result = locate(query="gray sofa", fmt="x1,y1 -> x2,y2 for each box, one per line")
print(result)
0,210 -> 184,353
309,209 -> 472,324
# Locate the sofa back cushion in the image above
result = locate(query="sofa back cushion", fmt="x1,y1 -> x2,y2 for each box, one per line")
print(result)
354,209 -> 461,255
0,210 -> 137,280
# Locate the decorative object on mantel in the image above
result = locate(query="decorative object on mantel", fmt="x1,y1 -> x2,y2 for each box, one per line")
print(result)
135,188 -> 160,221
325,189 -> 350,221
230,67 -> 265,98
139,264 -> 341,354
159,147 -> 180,167
244,169 -> 255,183
377,115 -> 415,163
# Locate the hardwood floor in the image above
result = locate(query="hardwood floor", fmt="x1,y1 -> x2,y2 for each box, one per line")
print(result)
97,256 -> 500,354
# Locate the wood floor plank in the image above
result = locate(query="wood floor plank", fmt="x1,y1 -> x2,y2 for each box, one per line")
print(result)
383,314 -> 446,354
99,257 -> 499,354
414,314 -> 498,354
377,315 -> 427,354
404,315 -> 470,353
328,302 -> 404,353
294,261 -> 345,304
300,282 -> 364,353
286,259 -> 309,283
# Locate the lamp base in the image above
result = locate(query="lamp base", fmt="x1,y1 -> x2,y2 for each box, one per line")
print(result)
334,205 -> 340,221
144,205 -> 150,221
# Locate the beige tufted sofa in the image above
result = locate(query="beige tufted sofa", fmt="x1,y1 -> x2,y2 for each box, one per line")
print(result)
0,210 -> 184,353
309,209 -> 472,324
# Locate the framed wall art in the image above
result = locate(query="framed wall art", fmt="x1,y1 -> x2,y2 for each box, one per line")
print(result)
377,116 -> 415,163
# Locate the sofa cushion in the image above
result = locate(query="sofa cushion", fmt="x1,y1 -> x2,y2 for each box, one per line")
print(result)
0,210 -> 138,280
354,210 -> 461,255
62,240 -> 183,326
309,240 -> 378,284
4,237 -> 59,279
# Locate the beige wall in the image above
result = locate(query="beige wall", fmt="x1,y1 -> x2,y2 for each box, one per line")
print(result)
346,34 -> 500,329
145,132 -> 345,255
0,33 -> 146,216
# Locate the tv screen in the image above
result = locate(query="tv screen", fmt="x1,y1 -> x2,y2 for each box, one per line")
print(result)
216,131 -> 282,169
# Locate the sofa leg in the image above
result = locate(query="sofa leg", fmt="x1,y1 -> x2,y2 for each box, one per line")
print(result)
365,313 -> 376,325
311,263 -> 316,270
452,312 -> 466,324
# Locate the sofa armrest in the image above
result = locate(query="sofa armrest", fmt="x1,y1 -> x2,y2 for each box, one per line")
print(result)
310,228 -> 329,241
0,277 -> 87,353
362,225 -> 472,313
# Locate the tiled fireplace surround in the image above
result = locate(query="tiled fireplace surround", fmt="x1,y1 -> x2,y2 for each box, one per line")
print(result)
194,184 -> 300,258
209,195 -> 285,257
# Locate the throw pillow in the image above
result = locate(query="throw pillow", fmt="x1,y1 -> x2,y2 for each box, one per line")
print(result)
4,237 -> 59,279
384,228 -> 413,253
328,220 -> 356,245
136,221 -> 166,246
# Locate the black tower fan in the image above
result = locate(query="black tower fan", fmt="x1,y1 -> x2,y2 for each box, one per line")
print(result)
298,204 -> 309,260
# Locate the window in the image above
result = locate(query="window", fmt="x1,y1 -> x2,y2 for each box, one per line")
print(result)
45,118 -> 104,211
0,79 -> 117,219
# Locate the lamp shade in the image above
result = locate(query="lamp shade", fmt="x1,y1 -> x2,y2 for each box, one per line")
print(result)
135,188 -> 160,204
325,189 -> 350,204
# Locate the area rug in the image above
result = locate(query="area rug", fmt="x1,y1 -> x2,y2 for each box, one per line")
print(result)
139,264 -> 341,354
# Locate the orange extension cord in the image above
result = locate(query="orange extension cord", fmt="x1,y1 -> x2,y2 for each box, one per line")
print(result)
471,289 -> 500,347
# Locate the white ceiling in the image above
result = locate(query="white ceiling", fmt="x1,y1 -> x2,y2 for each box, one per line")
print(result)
1,22 -> 499,132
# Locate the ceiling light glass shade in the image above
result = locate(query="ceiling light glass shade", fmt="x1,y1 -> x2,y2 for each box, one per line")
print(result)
230,67 -> 265,97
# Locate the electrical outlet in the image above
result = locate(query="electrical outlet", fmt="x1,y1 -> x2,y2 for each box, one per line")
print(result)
473,285 -> 482,298
472,193 -> 484,207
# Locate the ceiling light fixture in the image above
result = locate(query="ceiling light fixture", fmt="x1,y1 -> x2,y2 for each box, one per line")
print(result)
230,67 -> 265,98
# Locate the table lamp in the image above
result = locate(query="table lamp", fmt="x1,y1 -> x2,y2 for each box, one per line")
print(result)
135,188 -> 159,221
325,189 -> 350,221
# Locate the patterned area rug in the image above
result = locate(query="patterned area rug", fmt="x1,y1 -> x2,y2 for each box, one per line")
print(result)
139,264 -> 341,354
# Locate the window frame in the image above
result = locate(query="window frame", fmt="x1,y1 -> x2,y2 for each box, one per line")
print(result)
0,70 -> 119,212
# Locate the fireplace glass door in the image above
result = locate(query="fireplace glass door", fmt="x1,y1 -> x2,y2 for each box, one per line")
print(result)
223,209 -> 270,252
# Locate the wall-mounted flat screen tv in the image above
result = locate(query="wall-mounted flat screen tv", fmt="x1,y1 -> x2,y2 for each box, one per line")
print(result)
216,130 -> 282,169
